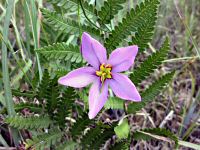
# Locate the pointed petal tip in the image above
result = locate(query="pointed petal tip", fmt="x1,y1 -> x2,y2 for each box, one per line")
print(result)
88,112 -> 95,119
131,94 -> 142,102
82,32 -> 90,39
58,76 -> 66,86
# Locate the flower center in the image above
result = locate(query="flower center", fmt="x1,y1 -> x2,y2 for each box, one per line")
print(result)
96,64 -> 112,82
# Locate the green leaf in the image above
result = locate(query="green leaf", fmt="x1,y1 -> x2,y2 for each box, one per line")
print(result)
128,71 -> 175,114
109,140 -> 129,150
130,37 -> 170,86
5,115 -> 52,130
89,125 -> 115,150
14,103 -> 42,113
1,103 -> 42,114
80,124 -> 117,149
40,8 -> 100,37
12,89 -> 36,98
70,113 -> 93,140
35,42 -> 82,63
114,119 -> 130,139
45,78 -> 60,118
129,6 -> 159,51
98,0 -> 126,24
57,141 -> 79,150
133,128 -> 178,146
55,87 -> 77,127
37,69 -> 51,102
105,0 -> 160,51
26,129 -> 63,150
80,126 -> 102,148
104,97 -> 124,110
49,0 -> 96,15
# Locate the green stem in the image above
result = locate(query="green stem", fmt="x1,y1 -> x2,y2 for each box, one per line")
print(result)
79,0 -> 108,33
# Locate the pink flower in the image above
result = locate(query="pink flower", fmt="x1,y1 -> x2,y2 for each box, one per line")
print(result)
58,32 -> 141,119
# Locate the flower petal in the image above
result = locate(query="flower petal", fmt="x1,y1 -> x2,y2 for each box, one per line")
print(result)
88,79 -> 108,119
108,45 -> 138,72
81,32 -> 107,69
109,73 -> 141,101
58,67 -> 96,88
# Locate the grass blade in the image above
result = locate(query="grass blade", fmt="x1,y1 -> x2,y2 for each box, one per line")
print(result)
1,0 -> 16,117
29,0 -> 43,80
1,0 -> 20,145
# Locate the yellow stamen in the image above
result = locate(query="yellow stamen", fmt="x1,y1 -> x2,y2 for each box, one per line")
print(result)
96,64 -> 112,83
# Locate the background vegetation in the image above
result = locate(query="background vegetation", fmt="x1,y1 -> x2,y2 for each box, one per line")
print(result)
0,0 -> 199,149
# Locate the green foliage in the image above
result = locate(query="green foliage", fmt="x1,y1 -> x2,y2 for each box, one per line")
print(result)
70,113 -> 93,140
133,128 -> 178,146
49,0 -> 96,15
13,103 -> 42,113
109,141 -> 129,150
55,87 -> 77,127
114,119 -> 130,139
40,8 -> 100,37
80,126 -> 102,148
98,0 -> 126,24
80,124 -> 119,149
37,69 -> 51,102
45,78 -> 60,118
105,0 -> 160,51
0,103 -> 42,114
35,42 -> 82,63
2,0 -> 179,149
57,141 -> 79,150
26,129 -> 63,150
89,127 -> 115,149
12,89 -> 36,98
128,71 -> 175,113
129,4 -> 159,51
5,115 -> 52,130
104,97 -> 124,110
130,37 -> 170,86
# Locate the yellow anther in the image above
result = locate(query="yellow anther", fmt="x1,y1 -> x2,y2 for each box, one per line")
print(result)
96,71 -> 102,76
96,64 -> 112,83
100,64 -> 105,71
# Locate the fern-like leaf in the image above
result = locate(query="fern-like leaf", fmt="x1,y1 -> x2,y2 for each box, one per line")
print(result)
105,0 -> 160,51
81,126 -> 102,148
26,129 -> 63,150
80,124 -> 116,149
37,69 -> 51,102
130,37 -> 170,86
56,141 -> 79,150
0,103 -> 42,114
70,113 -> 93,140
55,87 -> 77,128
5,115 -> 52,130
45,78 -> 60,118
98,0 -> 126,24
109,141 -> 129,150
41,8 -> 100,37
89,127 -> 115,150
35,42 -> 82,63
133,128 -> 178,146
14,103 -> 42,113
12,89 -> 36,98
129,13 -> 158,51
128,71 -> 175,114
49,0 -> 96,15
